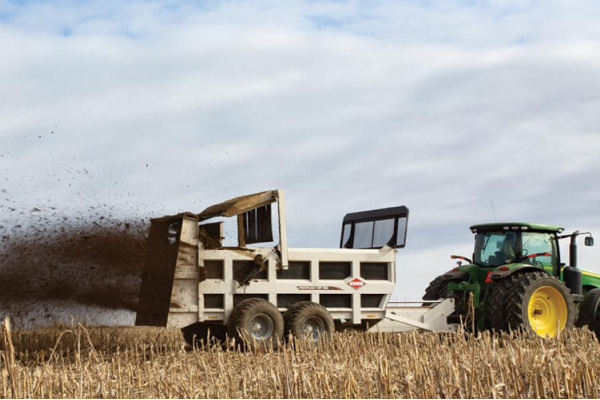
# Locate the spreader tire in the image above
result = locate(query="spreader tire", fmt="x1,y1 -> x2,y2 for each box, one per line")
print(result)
227,298 -> 284,349
182,322 -> 226,347
284,301 -> 334,343
505,272 -> 575,337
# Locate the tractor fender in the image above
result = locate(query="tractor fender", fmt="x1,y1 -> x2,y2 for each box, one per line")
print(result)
442,269 -> 469,281
490,264 -> 549,281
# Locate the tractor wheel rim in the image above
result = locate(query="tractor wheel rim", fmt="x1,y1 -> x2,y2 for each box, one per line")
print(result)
248,314 -> 274,340
302,317 -> 326,342
527,286 -> 567,337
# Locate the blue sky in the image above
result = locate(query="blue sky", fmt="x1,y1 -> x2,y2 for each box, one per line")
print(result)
1,0 -> 600,301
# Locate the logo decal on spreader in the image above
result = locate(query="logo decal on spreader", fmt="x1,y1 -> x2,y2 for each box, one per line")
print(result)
346,277 -> 366,290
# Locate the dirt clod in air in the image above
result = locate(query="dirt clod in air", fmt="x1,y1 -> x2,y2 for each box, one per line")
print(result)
0,205 -> 150,327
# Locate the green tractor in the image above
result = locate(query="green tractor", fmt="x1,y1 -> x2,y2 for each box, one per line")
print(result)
423,223 -> 600,338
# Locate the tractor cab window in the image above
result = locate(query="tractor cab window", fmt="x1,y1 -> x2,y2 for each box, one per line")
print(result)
474,232 -> 517,267
521,232 -> 554,270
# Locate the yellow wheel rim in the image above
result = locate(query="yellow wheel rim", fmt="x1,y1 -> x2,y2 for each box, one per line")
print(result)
527,286 -> 567,337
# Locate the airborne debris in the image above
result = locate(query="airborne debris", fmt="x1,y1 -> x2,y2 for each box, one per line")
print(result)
0,205 -> 150,328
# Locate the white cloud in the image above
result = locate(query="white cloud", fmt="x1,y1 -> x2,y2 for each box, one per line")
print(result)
1,0 -> 600,303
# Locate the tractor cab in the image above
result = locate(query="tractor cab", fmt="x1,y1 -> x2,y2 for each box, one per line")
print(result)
439,223 -> 566,301
470,223 -> 563,276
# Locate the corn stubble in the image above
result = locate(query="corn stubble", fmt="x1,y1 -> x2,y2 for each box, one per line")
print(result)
2,320 -> 600,399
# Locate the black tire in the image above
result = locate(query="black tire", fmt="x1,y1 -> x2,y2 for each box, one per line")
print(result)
227,298 -> 284,350
588,307 -> 600,340
284,301 -> 334,343
505,271 -> 575,337
182,322 -> 226,348
486,273 -> 528,332
575,288 -> 600,330
422,276 -> 453,305
423,276 -> 477,330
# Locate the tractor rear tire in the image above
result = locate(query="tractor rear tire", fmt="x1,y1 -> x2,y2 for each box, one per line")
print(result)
284,301 -> 334,343
227,298 -> 284,350
486,273 -> 528,332
505,272 -> 575,337
576,288 -> 600,338
422,276 -> 454,306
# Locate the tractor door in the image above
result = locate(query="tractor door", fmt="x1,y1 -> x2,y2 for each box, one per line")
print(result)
520,232 -> 557,275
340,206 -> 409,249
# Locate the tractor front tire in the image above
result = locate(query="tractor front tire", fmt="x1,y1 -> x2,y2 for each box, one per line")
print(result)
284,301 -> 334,343
505,272 -> 575,337
227,298 -> 284,350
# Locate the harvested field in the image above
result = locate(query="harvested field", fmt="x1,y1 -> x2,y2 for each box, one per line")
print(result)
2,320 -> 600,399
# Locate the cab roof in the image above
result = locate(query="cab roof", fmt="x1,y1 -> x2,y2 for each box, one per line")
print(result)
470,222 -> 564,234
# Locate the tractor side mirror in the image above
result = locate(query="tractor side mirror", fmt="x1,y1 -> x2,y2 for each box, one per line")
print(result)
585,236 -> 594,246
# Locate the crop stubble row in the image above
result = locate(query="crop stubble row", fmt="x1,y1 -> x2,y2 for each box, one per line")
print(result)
1,323 -> 600,398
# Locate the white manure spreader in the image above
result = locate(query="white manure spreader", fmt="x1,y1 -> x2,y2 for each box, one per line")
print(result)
135,190 -> 455,347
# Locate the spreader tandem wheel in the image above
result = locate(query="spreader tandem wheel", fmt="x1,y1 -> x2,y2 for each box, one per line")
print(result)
227,298 -> 284,350
284,301 -> 334,343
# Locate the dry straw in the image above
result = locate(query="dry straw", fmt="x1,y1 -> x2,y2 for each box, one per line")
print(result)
1,321 -> 600,398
